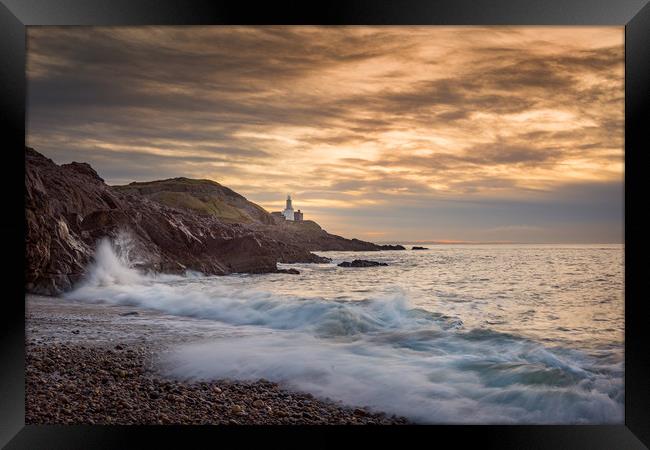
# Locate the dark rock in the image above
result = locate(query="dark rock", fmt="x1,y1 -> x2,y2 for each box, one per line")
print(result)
338,260 -> 388,268
61,161 -> 104,183
251,225 -> 405,254
119,312 -> 139,317
377,244 -> 406,250
276,268 -> 300,275
412,246 -> 429,250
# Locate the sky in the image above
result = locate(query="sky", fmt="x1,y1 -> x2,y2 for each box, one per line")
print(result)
26,26 -> 624,243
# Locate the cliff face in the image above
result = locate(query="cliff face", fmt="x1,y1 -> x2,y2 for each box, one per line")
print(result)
25,147 -> 402,295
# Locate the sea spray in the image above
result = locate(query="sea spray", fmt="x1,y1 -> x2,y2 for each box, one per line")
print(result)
78,236 -> 145,287
111,229 -> 146,268
70,233 -> 194,291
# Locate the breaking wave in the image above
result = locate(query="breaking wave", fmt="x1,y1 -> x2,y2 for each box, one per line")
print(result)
64,237 -> 624,424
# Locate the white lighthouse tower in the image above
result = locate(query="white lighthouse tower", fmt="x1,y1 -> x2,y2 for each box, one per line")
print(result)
282,194 -> 295,221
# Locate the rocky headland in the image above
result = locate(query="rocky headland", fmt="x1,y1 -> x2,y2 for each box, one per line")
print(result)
25,147 -> 404,295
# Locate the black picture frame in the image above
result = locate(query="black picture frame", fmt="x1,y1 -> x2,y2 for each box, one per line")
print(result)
1,0 -> 648,448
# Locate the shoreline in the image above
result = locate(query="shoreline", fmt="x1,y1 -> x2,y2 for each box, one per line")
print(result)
26,296 -> 410,425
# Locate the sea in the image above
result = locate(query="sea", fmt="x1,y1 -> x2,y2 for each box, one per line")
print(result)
63,239 -> 625,424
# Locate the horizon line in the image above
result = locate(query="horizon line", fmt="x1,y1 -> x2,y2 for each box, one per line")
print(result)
373,240 -> 624,245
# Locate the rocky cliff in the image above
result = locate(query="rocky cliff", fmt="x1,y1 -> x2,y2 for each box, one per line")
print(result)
25,147 -> 402,295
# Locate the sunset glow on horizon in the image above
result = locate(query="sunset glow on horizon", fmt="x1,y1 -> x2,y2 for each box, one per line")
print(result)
27,26 -> 624,243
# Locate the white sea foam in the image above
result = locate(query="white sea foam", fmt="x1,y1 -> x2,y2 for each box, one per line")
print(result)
79,237 -> 146,287
65,237 -> 624,424
163,332 -> 623,424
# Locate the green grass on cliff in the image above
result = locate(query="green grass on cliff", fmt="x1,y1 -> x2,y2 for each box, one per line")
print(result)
114,178 -> 259,223
288,220 -> 322,231
148,191 -> 252,223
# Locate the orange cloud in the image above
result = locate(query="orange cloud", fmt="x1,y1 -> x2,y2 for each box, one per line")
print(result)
26,26 -> 624,242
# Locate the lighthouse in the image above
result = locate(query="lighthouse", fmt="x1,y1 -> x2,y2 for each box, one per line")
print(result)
282,194 -> 295,221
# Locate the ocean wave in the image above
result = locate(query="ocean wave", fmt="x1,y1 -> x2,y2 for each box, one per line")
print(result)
66,236 -> 624,424
66,239 -> 449,337
162,331 -> 623,424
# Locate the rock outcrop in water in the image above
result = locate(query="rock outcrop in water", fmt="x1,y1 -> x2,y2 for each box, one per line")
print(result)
25,147 -> 399,294
337,260 -> 388,268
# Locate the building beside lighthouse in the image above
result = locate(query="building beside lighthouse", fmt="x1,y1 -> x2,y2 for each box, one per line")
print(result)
271,195 -> 304,222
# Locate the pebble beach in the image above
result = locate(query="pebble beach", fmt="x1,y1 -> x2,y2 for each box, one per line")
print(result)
25,296 -> 409,425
